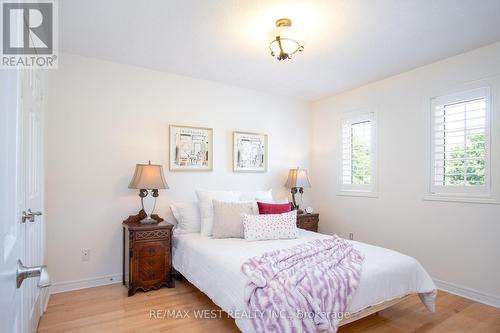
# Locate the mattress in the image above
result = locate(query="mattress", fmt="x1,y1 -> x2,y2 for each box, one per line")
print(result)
172,230 -> 436,332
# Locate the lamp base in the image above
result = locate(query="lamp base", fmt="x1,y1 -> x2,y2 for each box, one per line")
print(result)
123,211 -> 164,224
140,217 -> 157,224
291,187 -> 304,213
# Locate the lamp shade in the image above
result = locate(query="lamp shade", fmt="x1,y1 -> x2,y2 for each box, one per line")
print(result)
268,18 -> 304,61
128,161 -> 168,190
284,167 -> 311,188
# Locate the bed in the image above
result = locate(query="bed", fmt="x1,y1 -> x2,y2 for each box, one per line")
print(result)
172,229 -> 436,332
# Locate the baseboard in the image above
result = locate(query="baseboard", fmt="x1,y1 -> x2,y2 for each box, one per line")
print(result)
434,278 -> 500,308
50,274 -> 122,294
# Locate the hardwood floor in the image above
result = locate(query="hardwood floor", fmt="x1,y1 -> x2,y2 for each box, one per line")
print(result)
38,279 -> 500,333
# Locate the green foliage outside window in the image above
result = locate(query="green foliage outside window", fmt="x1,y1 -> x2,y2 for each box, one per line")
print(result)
445,133 -> 485,186
351,138 -> 371,185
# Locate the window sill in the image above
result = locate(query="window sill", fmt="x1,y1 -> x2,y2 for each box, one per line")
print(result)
423,194 -> 499,204
337,191 -> 378,198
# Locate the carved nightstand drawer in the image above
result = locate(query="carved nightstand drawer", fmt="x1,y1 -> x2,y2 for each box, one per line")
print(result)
136,255 -> 167,286
135,241 -> 167,258
135,229 -> 170,241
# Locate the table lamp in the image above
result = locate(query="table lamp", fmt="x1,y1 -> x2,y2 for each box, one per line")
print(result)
128,161 -> 169,224
284,167 -> 311,214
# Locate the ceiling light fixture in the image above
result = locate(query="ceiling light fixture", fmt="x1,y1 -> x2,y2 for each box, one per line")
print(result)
269,18 -> 304,61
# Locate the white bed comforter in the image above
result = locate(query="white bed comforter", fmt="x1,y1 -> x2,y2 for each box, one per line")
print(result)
172,230 -> 436,333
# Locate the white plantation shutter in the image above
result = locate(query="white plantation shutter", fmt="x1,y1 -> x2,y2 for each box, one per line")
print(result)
430,87 -> 491,196
339,111 -> 377,195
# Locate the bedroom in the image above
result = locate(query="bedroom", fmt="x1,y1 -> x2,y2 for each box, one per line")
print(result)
0,0 -> 499,332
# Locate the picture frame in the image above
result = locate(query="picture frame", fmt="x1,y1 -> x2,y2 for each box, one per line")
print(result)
169,125 -> 213,171
233,131 -> 268,172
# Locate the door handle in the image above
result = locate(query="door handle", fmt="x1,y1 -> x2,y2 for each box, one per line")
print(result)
16,260 -> 51,288
21,209 -> 43,223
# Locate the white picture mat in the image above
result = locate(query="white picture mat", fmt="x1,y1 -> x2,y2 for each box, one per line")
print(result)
169,125 -> 213,171
233,131 -> 268,172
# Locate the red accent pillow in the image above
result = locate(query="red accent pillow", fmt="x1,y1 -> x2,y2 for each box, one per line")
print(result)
257,202 -> 292,215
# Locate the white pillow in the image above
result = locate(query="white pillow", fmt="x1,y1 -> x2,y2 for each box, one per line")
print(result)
170,202 -> 201,234
242,210 -> 298,241
273,198 -> 290,204
240,189 -> 273,202
212,200 -> 258,238
196,189 -> 241,236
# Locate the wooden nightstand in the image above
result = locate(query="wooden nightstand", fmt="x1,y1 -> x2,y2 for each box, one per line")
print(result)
122,215 -> 174,296
297,213 -> 319,232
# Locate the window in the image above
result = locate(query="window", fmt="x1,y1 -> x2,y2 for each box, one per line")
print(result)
430,87 -> 491,198
338,111 -> 377,196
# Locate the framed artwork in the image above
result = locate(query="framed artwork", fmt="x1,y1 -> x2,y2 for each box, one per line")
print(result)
169,125 -> 213,171
233,131 -> 268,172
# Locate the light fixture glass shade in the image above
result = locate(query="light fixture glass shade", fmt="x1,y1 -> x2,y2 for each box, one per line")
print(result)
269,18 -> 304,61
269,37 -> 302,57
128,162 -> 168,190
284,168 -> 311,188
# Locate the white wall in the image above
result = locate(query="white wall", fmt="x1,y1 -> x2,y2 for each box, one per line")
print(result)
48,44 -> 500,305
46,53 -> 310,288
311,42 -> 500,304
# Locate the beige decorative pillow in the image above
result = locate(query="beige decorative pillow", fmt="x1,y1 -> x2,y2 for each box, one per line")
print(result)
212,200 -> 258,238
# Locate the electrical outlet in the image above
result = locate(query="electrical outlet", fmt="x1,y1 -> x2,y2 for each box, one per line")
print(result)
349,233 -> 354,240
81,249 -> 90,261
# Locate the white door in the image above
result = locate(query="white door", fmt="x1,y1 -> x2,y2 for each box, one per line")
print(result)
0,69 -> 22,333
0,68 -> 48,333
20,68 -> 47,333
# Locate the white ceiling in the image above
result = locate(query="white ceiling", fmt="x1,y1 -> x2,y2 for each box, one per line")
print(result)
59,0 -> 500,101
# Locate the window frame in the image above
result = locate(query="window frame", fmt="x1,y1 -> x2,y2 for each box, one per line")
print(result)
427,86 -> 493,201
337,109 -> 378,197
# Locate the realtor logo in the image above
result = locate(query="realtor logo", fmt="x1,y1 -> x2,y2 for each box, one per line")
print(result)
1,0 -> 58,68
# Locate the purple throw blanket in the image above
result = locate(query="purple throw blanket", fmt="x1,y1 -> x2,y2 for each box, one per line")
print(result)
242,235 -> 364,333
